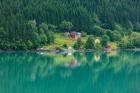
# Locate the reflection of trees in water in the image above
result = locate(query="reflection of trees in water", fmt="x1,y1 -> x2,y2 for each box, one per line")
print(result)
30,54 -> 57,81
0,51 -> 140,81
73,52 -> 82,62
39,51 -> 140,81
0,51 -> 140,93
108,51 -> 140,74
85,52 -> 94,63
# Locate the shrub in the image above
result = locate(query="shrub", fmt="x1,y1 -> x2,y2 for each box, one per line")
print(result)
107,30 -> 121,41
131,32 -> 140,47
73,38 -> 83,49
46,31 -> 55,44
63,44 -> 68,49
81,32 -> 87,37
101,35 -> 110,46
85,36 -> 94,49
119,36 -> 134,48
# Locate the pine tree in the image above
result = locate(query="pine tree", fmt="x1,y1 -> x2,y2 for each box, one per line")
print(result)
85,36 -> 94,49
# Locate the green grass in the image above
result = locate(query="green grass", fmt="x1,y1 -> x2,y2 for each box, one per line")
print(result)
43,33 -> 80,49
54,33 -> 76,46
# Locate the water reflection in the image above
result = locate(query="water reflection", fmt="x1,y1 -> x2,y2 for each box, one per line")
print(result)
0,51 -> 140,93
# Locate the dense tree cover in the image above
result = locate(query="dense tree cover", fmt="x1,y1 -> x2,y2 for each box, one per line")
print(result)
0,0 -> 140,49
59,20 -> 73,32
0,20 -> 55,49
85,36 -> 94,49
101,35 -> 110,46
73,38 -> 83,49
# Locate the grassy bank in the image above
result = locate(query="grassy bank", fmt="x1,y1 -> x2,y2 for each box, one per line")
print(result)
42,33 -> 87,49
41,33 -> 117,50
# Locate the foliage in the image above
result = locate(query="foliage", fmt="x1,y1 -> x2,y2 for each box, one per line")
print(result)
119,32 -> 140,48
48,24 -> 57,31
133,23 -> 140,32
85,36 -> 94,49
46,31 -> 55,44
81,32 -> 87,37
39,23 -> 48,32
119,36 -> 134,48
38,28 -> 47,45
101,35 -> 110,46
90,25 -> 106,36
73,38 -> 83,49
59,20 -> 73,32
63,44 -> 68,49
94,44 -> 103,49
107,30 -> 122,42
0,0 -> 140,49
131,32 -> 140,47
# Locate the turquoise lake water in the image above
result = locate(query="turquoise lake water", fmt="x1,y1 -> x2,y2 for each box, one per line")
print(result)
0,51 -> 140,93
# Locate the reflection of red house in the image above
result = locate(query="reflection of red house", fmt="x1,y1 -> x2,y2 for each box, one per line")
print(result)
64,59 -> 80,68
105,44 -> 112,53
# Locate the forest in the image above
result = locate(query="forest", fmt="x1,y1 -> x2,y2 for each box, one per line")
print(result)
0,0 -> 140,49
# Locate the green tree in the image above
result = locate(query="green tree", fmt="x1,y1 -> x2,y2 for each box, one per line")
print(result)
0,27 -> 7,49
101,35 -> 110,46
26,40 -> 33,49
131,32 -> 140,47
107,30 -> 122,41
59,20 -> 73,32
48,24 -> 57,31
73,38 -> 83,49
26,20 -> 41,48
46,31 -> 55,44
91,25 -> 106,36
85,36 -> 94,49
39,22 -> 48,32
38,28 -> 47,45
114,23 -> 123,31
81,32 -> 87,37
15,40 -> 27,50
134,23 -> 140,32
119,36 -> 134,48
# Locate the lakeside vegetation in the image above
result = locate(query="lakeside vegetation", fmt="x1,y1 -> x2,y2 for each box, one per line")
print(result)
0,0 -> 140,50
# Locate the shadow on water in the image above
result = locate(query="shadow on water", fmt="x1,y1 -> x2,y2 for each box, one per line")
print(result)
0,51 -> 140,93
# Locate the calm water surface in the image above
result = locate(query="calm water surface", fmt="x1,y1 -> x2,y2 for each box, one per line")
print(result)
0,51 -> 140,93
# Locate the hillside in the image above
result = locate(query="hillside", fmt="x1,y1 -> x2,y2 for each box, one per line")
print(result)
0,0 -> 140,49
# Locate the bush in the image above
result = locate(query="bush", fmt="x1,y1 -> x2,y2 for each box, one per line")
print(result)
63,44 -> 68,49
133,39 -> 140,47
101,35 -> 110,46
119,36 -> 134,48
46,31 -> 55,44
81,32 -> 87,37
59,20 -> 73,32
85,36 -> 94,49
91,25 -> 106,36
15,41 -> 27,50
133,23 -> 140,32
107,30 -> 121,41
73,38 -> 83,49
131,32 -> 140,47
26,40 -> 33,49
